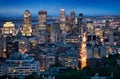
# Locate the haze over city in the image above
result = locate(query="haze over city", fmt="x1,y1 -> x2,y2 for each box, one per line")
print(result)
0,0 -> 120,17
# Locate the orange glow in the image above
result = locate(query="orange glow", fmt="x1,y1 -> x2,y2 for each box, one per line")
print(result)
79,32 -> 87,69
108,48 -> 113,52
2,53 -> 7,58
100,36 -> 104,45
19,49 -> 27,54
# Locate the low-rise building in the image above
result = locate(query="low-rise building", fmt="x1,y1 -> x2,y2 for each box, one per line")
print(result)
0,60 -> 6,76
5,52 -> 40,76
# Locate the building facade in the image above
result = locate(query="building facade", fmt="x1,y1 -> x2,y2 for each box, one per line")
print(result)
37,10 -> 47,44
22,10 -> 32,36
2,22 -> 15,37
6,52 -> 40,76
60,9 -> 66,34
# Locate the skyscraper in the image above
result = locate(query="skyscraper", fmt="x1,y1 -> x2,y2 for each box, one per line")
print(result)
22,10 -> 32,36
46,24 -> 52,43
70,11 -> 76,31
103,20 -> 114,45
37,10 -> 47,44
2,22 -> 15,37
78,13 -> 83,22
105,20 -> 110,31
60,9 -> 66,33
52,21 -> 61,41
78,13 -> 84,36
38,11 -> 47,25
87,21 -> 95,34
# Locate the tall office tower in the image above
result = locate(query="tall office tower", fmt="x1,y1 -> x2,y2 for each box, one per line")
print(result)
87,21 -> 95,34
78,13 -> 83,26
78,33 -> 87,69
70,11 -> 75,30
105,20 -> 110,31
37,10 -> 47,44
66,16 -> 70,32
104,20 -> 110,37
52,21 -> 61,41
60,9 -> 66,33
46,24 -> 52,43
22,10 -> 32,36
104,20 -> 113,45
46,24 -> 57,44
2,22 -> 15,37
78,13 -> 84,36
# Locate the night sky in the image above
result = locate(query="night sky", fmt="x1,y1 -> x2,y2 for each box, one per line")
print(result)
0,0 -> 120,17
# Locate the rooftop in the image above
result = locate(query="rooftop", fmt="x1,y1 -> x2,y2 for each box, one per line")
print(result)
6,52 -> 34,62
3,22 -> 14,27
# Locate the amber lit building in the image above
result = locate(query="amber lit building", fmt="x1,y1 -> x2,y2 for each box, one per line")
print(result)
22,10 -> 32,36
2,22 -> 15,37
87,21 -> 95,34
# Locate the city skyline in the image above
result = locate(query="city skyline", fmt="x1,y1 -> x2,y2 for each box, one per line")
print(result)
0,0 -> 120,78
0,0 -> 120,17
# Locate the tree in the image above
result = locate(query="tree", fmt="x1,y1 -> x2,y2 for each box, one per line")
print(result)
56,68 -> 89,79
23,72 -> 41,79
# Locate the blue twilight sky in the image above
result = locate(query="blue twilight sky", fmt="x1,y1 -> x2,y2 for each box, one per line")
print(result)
0,0 -> 120,17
